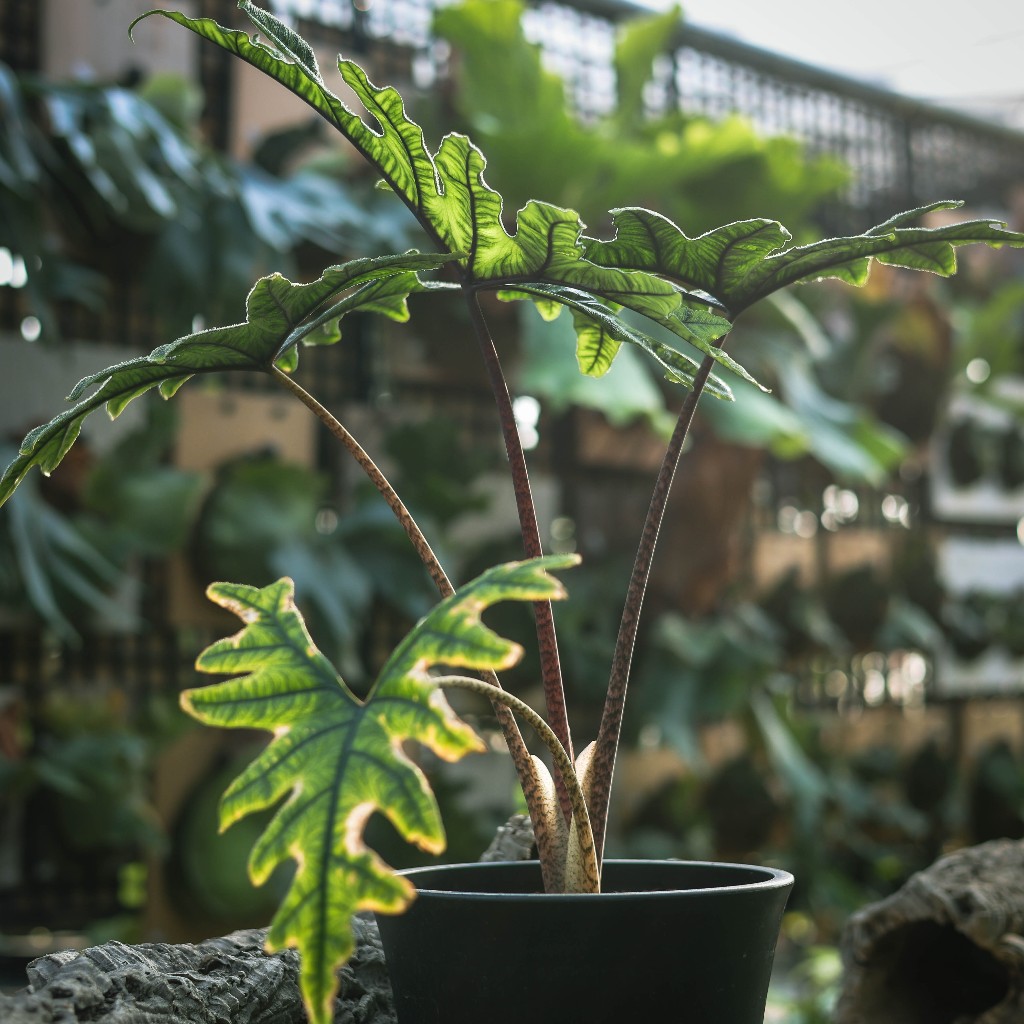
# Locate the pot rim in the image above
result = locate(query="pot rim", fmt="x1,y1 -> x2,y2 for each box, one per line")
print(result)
397,858 -> 795,901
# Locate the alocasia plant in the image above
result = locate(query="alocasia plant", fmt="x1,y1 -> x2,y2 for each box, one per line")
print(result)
3,4 -> 1022,1021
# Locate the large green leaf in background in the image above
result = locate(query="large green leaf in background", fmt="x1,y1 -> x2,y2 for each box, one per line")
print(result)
38,77 -> 202,230
612,4 -> 683,128
432,0 -> 847,232
0,251 -> 454,503
181,556 -> 575,1024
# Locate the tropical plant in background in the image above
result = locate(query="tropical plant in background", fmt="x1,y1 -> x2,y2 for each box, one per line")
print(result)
0,61 -> 414,342
0,50 -> 416,643
0,683 -> 177,945
2,4 -> 1023,1021
432,0 -> 848,233
433,0 -> 911,482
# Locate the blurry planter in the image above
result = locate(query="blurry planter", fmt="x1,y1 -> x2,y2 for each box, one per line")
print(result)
375,858 -> 793,1024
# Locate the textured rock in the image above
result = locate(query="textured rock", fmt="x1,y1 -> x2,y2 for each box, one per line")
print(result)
0,916 -> 395,1024
837,838 -> 1024,1024
0,818 -> 541,1022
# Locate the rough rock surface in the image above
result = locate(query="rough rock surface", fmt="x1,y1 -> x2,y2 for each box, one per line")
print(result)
836,838 -> 1024,1024
480,812 -> 536,862
0,916 -> 394,1023
0,817 -> 540,1023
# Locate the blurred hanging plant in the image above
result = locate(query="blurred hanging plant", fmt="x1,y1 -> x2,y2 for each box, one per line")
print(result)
0,64 -> 419,340
0,442 -> 138,640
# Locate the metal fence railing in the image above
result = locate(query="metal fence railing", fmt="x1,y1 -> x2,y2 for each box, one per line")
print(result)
8,0 -> 1019,224
263,0 -> 1024,226
661,19 -> 1024,223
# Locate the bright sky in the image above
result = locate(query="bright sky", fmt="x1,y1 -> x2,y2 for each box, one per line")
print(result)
672,0 -> 1024,127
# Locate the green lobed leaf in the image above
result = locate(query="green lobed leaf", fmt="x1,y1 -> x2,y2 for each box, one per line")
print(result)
136,7 -> 586,294
0,252 -> 454,506
426,134 -> 739,367
584,208 -> 790,304
586,203 -> 1024,317
180,556 -> 576,1024
572,309 -> 622,379
733,205 -> 1024,308
132,6 -> 445,223
500,283 -> 734,399
132,7 -> 737,380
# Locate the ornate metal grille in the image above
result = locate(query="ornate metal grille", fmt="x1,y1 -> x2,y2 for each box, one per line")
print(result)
270,0 -> 1024,225
666,22 -> 1024,223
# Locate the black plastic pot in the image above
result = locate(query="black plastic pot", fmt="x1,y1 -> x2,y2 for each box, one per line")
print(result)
375,859 -> 794,1024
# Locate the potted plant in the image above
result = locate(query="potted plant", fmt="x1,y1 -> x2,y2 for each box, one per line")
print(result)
3,4 -> 1021,1022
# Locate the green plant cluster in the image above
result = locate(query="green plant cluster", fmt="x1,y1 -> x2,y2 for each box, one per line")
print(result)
0,60 -> 414,341
0,685 -> 173,939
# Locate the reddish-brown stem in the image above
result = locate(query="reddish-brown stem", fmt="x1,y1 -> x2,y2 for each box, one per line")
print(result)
463,287 -> 574,822
435,675 -> 599,893
271,366 -> 450,597
269,365 -> 566,886
586,353 -> 717,863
